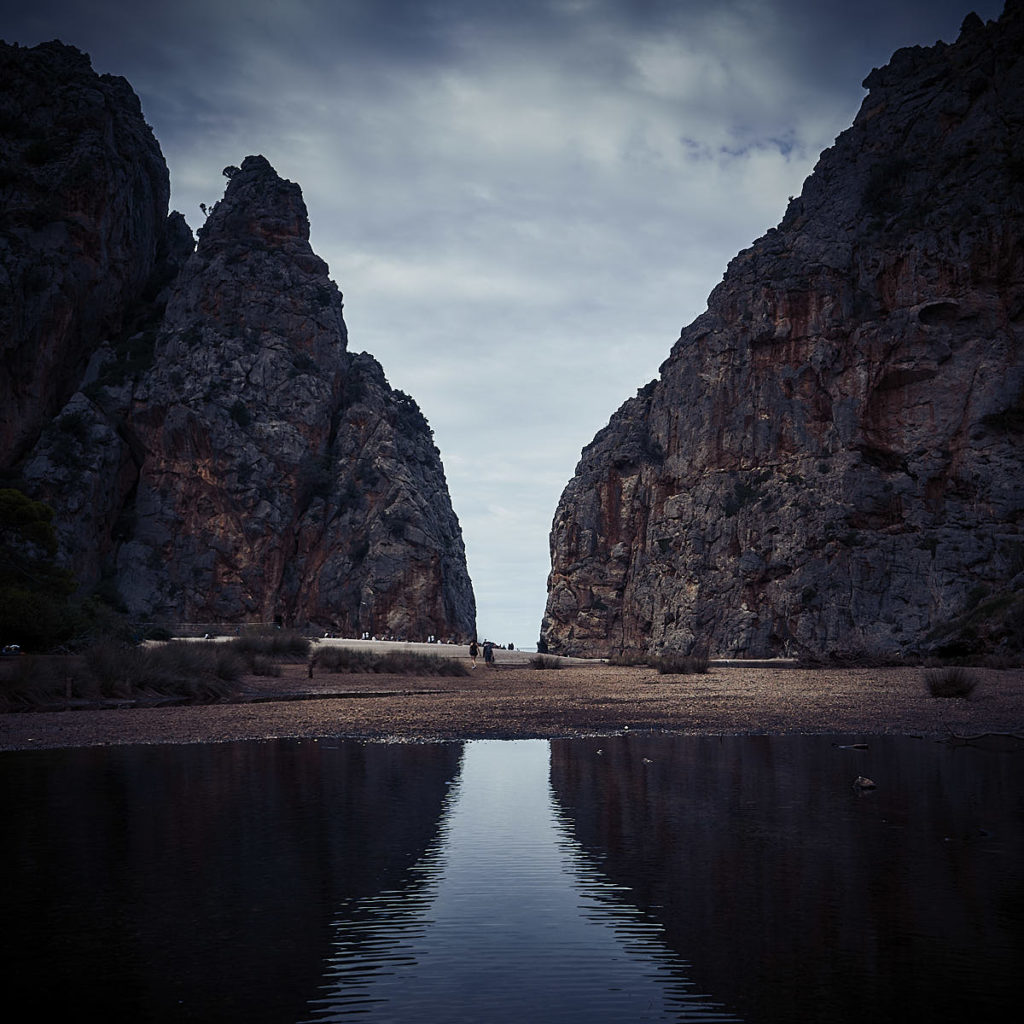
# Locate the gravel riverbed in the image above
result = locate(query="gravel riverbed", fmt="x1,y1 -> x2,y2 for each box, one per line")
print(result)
2,642 -> 1022,750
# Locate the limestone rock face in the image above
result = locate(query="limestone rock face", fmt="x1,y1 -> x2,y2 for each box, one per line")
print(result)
111,157 -> 475,635
0,41 -> 171,465
7,43 -> 475,639
543,3 -> 1024,661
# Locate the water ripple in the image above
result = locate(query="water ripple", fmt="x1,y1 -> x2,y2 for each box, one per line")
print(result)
303,740 -> 740,1023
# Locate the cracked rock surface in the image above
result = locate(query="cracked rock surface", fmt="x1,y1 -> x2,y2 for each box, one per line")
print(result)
544,3 -> 1024,662
4,45 -> 475,641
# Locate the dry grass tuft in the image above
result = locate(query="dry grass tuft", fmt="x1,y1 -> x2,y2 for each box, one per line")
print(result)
228,632 -> 310,662
656,652 -> 710,676
0,641 -> 245,709
310,647 -> 469,677
529,655 -> 564,670
925,665 -> 979,698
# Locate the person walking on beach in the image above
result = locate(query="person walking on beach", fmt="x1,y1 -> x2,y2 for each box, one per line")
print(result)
483,640 -> 495,667
469,639 -> 479,668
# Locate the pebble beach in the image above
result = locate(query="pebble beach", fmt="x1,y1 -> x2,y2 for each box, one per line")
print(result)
2,640 -> 1023,751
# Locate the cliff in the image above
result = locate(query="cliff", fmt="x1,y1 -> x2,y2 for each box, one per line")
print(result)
543,3 -> 1024,661
0,41 -> 172,467
3,45 -> 475,640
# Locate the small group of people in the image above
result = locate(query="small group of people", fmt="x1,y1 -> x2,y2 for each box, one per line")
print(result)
468,639 -> 497,667
350,631 -> 462,644
466,639 -> 517,666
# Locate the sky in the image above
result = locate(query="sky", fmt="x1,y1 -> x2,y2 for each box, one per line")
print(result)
2,0 -> 1007,647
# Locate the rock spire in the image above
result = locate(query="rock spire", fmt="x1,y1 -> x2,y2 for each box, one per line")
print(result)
4,45 -> 475,640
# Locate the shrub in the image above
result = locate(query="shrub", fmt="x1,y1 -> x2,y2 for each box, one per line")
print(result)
56,410 -> 92,442
375,651 -> 468,677
862,157 -> 911,216
0,585 -> 79,652
228,632 -> 310,662
229,400 -> 251,427
24,138 -> 61,165
609,652 -> 651,666
2,639 -> 257,709
298,453 -> 335,504
250,656 -> 282,677
83,641 -> 244,699
311,646 -> 374,673
83,641 -> 136,697
310,647 -> 468,677
529,655 -> 563,670
0,489 -> 78,650
147,644 -> 244,697
0,655 -> 74,710
656,652 -> 710,675
925,666 -> 978,698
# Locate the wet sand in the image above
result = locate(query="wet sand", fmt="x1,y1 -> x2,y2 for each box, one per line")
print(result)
2,641 -> 1022,750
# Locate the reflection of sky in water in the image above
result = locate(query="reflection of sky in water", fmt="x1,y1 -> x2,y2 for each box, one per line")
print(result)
306,740 -> 738,1023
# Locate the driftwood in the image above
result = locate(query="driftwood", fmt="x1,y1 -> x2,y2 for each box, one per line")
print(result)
942,728 -> 1024,752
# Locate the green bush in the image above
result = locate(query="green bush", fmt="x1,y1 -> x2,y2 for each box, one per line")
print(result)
0,586 -> 79,651
0,489 -> 78,650
925,666 -> 978,698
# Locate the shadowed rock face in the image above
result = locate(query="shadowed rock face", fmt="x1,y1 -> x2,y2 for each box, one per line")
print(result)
543,3 -> 1024,661
6,46 -> 475,639
0,41 -> 171,466
109,156 -> 476,635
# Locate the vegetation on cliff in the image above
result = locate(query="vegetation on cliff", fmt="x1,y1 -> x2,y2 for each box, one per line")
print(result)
0,488 -> 76,650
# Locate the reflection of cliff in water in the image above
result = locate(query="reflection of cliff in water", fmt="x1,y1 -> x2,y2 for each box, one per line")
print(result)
550,734 -> 1024,1024
1,739 -> 462,1023
304,739 -> 741,1023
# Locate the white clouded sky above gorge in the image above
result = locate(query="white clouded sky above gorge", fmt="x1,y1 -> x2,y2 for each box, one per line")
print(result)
4,0 -> 1007,646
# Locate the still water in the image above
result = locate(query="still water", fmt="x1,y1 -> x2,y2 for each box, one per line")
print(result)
2,735 -> 1022,1022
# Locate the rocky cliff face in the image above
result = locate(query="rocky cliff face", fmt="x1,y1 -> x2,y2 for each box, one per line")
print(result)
0,41 -> 173,467
543,3 -> 1024,661
4,45 -> 475,639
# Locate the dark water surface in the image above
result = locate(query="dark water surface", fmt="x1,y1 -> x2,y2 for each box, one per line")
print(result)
2,735 -> 1021,1022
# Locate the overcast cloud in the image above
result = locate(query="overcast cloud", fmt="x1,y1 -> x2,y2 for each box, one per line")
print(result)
3,0 -> 1007,646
